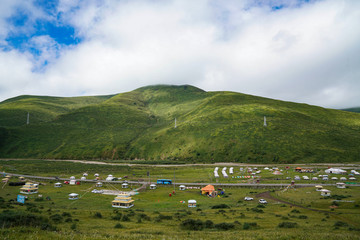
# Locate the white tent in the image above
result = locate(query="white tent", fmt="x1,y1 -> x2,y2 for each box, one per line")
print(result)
122,183 -> 129,188
94,173 -> 99,177
336,183 -> 346,189
302,176 -> 309,180
69,193 -> 79,200
229,167 -> 234,174
54,182 -> 62,188
70,180 -> 76,185
325,168 -> 346,174
320,189 -> 331,196
331,177 -> 338,180
188,200 -> 197,208
150,184 -> 156,189
312,177 -> 318,181
96,182 -> 103,187
315,185 -> 323,191
340,177 -> 347,181
83,173 -> 88,177
70,176 -> 75,180
179,185 -> 186,190
81,177 -> 86,180
106,175 -> 114,181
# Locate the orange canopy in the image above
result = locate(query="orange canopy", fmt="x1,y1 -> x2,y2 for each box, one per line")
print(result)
201,185 -> 215,192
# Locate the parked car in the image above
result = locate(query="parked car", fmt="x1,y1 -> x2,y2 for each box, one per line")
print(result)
244,197 -> 254,201
259,199 -> 267,204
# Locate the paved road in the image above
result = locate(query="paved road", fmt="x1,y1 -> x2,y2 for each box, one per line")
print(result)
2,172 -> 359,187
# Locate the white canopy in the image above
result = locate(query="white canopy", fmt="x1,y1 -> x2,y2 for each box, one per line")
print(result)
69,193 -> 79,197
188,200 -> 196,203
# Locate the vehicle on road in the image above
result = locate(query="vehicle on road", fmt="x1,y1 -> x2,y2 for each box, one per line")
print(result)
244,197 -> 253,201
259,199 -> 267,204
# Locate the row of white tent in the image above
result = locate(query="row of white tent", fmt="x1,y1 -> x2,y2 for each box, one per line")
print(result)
213,167 -> 235,178
69,174 -> 120,181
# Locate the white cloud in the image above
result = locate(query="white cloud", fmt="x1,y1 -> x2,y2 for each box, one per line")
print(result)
0,0 -> 360,109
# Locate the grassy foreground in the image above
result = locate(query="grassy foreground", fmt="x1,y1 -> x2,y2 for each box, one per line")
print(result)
1,160 -> 360,239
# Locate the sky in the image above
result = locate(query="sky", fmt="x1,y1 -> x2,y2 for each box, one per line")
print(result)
0,0 -> 359,109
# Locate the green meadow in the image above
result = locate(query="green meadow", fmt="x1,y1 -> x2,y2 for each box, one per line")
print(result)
1,160 -> 360,239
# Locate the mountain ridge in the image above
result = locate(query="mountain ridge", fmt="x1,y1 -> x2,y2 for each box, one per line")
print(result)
0,85 -> 359,163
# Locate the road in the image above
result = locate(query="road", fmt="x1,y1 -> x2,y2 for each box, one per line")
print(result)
2,172 -> 359,187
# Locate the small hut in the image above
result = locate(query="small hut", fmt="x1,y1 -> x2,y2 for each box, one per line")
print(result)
150,184 -> 156,190
340,177 -> 347,181
19,176 -> 25,181
70,176 -> 75,180
349,177 -> 356,180
315,185 -> 323,191
96,182 -> 103,187
69,193 -> 79,200
112,193 -> 134,208
295,167 -> 302,172
70,180 -> 76,185
320,189 -> 331,197
336,182 -> 346,189
312,177 -> 318,181
81,177 -> 86,180
83,173 -> 88,177
54,182 -> 62,188
331,177 -> 338,180
188,200 -> 197,208
94,173 -> 99,177
179,185 -> 186,191
201,185 -> 217,197
122,183 -> 129,189
20,182 -> 38,194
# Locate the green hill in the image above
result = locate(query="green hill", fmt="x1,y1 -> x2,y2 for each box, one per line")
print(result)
1,85 -> 360,163
342,107 -> 360,113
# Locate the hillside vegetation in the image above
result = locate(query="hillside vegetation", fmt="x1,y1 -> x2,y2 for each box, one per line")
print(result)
0,85 -> 360,163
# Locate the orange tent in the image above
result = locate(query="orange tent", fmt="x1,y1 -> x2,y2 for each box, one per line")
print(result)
201,185 -> 215,195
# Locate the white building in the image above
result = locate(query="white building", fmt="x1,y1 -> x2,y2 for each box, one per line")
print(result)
325,168 -> 346,174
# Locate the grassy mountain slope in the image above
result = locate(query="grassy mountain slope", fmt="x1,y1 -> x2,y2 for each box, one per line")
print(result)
342,107 -> 360,113
0,85 -> 359,163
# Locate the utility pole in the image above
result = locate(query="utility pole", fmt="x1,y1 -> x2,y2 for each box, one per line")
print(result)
263,116 -> 267,127
173,169 -> 175,192
26,112 -> 30,125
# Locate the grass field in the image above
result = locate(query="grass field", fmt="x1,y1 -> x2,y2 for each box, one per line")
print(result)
1,160 -> 359,239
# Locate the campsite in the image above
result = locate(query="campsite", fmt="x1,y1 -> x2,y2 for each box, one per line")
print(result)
0,159 -> 359,240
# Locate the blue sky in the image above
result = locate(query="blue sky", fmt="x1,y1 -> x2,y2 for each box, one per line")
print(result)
0,0 -> 359,108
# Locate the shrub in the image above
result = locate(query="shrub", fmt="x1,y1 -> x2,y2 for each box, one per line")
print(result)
204,220 -> 214,228
62,212 -> 72,217
298,215 -> 308,219
180,219 -> 204,231
112,213 -> 122,220
50,214 -> 63,223
243,222 -> 258,230
114,223 -> 124,229
94,212 -> 102,218
0,210 -> 56,231
65,217 -> 73,222
122,215 -> 130,222
334,221 -> 348,227
251,208 -> 264,213
256,204 -> 266,208
278,222 -> 298,228
71,223 -> 77,230
291,209 -> 300,213
215,222 -> 235,230
212,204 -> 230,209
